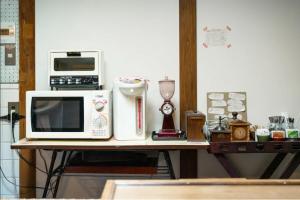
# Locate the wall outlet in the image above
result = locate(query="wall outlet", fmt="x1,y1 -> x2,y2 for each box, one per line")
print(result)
8,102 -> 19,114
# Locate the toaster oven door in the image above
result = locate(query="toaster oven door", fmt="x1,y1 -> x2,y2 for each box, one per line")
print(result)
49,51 -> 99,76
54,57 -> 95,71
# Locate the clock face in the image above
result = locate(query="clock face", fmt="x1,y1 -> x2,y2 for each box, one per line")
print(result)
162,103 -> 173,115
233,127 -> 247,140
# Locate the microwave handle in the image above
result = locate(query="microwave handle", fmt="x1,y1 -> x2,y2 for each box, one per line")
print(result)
67,52 -> 81,57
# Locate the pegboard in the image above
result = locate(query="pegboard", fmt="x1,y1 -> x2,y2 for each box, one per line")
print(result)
0,0 -> 19,83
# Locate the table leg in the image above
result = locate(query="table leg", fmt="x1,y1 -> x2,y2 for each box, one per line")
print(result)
53,151 -> 68,198
260,153 -> 287,179
42,150 -> 58,198
214,153 -> 240,178
162,150 -> 176,179
280,152 -> 300,179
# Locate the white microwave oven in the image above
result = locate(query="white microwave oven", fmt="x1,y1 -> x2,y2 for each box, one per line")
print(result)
26,90 -> 112,139
49,50 -> 104,89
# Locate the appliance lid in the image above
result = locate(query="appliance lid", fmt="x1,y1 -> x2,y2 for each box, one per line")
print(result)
115,77 -> 147,96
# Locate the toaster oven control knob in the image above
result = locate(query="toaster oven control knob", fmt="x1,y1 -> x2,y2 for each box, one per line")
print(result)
75,78 -> 81,84
59,79 -> 65,84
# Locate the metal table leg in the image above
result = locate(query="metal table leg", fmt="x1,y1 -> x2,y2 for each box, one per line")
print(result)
162,150 -> 176,179
214,153 -> 240,178
280,152 -> 300,179
52,151 -> 68,198
260,153 -> 287,179
42,150 -> 58,198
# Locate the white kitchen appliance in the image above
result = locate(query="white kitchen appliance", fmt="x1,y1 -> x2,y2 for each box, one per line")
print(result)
49,50 -> 104,89
113,77 -> 147,140
26,90 -> 112,139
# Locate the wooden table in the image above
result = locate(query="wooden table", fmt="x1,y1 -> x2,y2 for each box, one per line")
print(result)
209,141 -> 300,179
101,178 -> 300,199
12,138 -> 209,198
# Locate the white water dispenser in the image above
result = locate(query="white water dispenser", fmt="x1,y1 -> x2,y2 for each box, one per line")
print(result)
113,77 -> 147,140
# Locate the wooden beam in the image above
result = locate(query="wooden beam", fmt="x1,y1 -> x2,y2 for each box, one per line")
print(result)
179,0 -> 198,178
19,0 -> 36,197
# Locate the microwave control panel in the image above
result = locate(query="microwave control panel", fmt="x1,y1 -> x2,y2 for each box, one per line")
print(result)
88,93 -> 111,137
50,76 -> 100,89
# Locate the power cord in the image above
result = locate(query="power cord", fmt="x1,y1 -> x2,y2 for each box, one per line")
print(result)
0,111 -> 25,128
5,109 -> 49,174
0,166 -> 44,190
0,108 -> 55,196
9,110 -> 18,195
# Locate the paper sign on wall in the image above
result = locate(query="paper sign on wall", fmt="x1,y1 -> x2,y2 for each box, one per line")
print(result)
207,92 -> 247,123
202,26 -> 232,48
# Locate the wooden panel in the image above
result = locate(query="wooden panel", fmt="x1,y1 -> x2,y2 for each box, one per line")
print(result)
101,179 -> 300,200
179,0 -> 197,178
19,0 -> 36,198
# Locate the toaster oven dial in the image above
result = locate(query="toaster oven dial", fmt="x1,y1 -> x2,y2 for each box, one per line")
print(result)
67,78 -> 73,84
75,78 -> 81,84
59,78 -> 65,84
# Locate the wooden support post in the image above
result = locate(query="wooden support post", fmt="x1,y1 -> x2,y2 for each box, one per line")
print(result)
19,0 -> 36,197
179,0 -> 198,178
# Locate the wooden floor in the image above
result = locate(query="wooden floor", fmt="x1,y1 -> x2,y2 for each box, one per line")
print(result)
101,179 -> 300,199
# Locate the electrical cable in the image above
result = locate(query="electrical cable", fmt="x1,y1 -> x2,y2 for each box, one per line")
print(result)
0,110 -> 56,197
7,110 -> 48,174
0,165 -> 44,190
38,149 -> 57,196
49,177 -> 58,196
9,110 -> 18,195
11,125 -> 49,174
0,87 -> 2,196
38,149 -> 49,173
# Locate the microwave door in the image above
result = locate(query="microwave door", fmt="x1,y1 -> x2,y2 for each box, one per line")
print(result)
31,97 -> 84,133
34,101 -> 61,131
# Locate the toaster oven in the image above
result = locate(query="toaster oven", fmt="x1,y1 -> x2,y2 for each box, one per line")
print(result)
49,50 -> 104,89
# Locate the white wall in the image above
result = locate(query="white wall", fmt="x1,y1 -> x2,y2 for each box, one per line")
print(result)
36,0 -> 180,133
36,0 -> 179,198
197,0 -> 300,178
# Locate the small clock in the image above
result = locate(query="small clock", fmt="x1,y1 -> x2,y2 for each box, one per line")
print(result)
229,112 -> 251,141
160,102 -> 174,115
232,126 -> 249,141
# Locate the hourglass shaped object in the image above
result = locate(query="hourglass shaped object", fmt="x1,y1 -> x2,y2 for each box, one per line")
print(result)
157,76 -> 181,137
